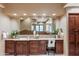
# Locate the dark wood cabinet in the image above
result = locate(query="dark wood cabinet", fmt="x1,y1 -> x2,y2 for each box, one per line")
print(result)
29,40 -> 47,55
68,14 -> 79,56
5,40 -> 29,55
29,40 -> 40,55
39,40 -> 47,54
68,14 -> 76,55
15,41 -> 23,55
55,40 -> 63,54
5,40 -> 47,55
5,40 -> 15,55
15,41 -> 29,55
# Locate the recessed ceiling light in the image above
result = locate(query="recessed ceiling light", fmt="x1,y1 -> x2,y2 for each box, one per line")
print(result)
42,13 -> 46,16
23,13 -> 27,16
52,13 -> 56,16
32,13 -> 37,16
13,13 -> 17,16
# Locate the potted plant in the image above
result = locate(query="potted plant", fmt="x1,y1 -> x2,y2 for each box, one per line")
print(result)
10,30 -> 18,39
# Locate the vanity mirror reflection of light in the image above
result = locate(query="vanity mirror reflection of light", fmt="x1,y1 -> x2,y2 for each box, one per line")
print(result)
31,16 -> 55,34
19,16 -> 57,35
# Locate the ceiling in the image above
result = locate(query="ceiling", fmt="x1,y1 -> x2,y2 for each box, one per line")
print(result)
2,3 -> 66,19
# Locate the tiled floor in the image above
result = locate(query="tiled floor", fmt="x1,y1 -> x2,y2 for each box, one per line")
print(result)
15,54 -> 64,56
5,52 -> 64,56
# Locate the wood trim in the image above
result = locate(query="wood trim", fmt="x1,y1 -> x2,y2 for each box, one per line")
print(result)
68,13 -> 79,15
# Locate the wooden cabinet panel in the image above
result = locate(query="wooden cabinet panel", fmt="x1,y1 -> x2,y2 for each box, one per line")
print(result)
5,40 -> 47,55
75,15 -> 79,55
69,15 -> 75,31
39,40 -> 47,54
69,34 -> 75,42
69,42 -> 76,56
22,42 -> 29,55
68,14 -> 76,56
76,33 -> 79,55
68,14 -> 79,56
55,40 -> 63,54
75,15 -> 79,29
69,48 -> 76,56
30,48 -> 40,55
5,40 -> 15,55
15,41 -> 23,55
15,41 -> 28,55
29,40 -> 40,55
29,40 -> 47,55
76,45 -> 79,55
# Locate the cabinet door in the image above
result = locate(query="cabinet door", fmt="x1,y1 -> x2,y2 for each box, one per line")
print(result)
55,40 -> 63,54
68,14 -> 75,42
69,14 -> 75,32
69,33 -> 76,56
75,15 -> 79,30
22,41 -> 29,55
16,41 -> 23,55
68,14 -> 76,56
39,40 -> 47,54
76,34 -> 79,56
29,40 -> 40,55
69,42 -> 76,56
75,15 -> 79,55
5,40 -> 15,55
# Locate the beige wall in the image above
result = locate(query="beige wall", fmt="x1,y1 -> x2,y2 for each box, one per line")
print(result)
0,9 -> 11,33
0,31 -> 5,55
0,8 -> 20,33
0,8 -> 20,55
60,15 -> 68,56
55,19 -> 60,29
10,18 -> 20,31
53,15 -> 68,55
0,8 -> 10,55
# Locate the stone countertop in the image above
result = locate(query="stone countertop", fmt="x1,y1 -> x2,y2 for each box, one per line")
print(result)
5,37 -> 63,41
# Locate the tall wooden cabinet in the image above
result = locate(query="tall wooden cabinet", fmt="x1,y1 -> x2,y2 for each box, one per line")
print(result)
68,14 -> 79,56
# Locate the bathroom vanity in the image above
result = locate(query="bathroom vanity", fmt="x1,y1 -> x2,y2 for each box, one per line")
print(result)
5,40 -> 47,55
5,37 -> 63,55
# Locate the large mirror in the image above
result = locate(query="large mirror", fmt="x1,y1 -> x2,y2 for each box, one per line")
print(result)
19,16 -> 56,35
